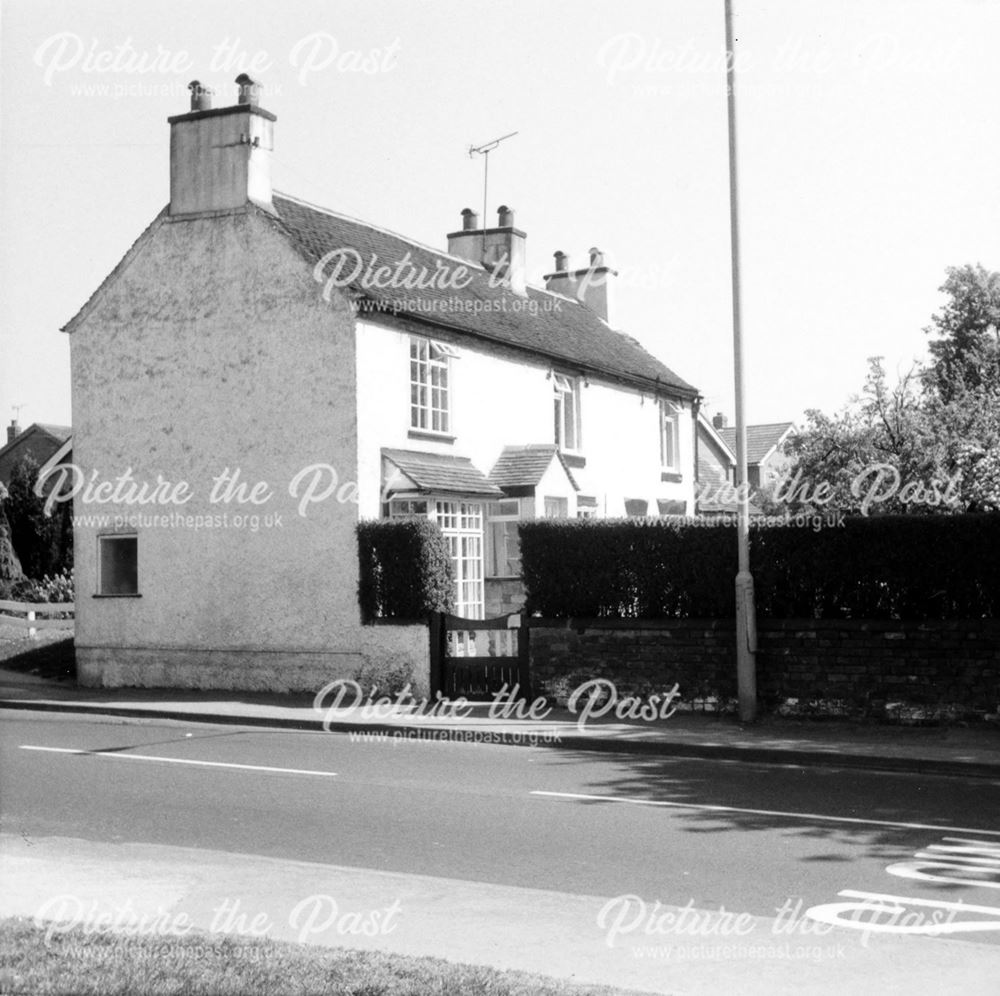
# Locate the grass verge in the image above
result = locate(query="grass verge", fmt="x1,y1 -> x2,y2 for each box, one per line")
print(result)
0,918 -> 653,996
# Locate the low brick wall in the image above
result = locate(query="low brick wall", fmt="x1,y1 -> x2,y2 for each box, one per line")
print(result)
528,618 -> 1000,720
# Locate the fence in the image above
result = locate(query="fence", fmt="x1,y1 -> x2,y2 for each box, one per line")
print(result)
0,600 -> 75,638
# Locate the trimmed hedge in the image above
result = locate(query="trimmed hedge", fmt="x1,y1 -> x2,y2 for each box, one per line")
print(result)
519,514 -> 1000,620
357,520 -> 454,622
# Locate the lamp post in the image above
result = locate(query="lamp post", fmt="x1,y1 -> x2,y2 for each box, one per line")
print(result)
724,0 -> 758,722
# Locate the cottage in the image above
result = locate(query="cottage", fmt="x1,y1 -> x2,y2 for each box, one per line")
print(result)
63,77 -> 701,691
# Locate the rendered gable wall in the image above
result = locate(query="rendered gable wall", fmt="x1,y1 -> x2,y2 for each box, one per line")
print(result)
69,209 -> 367,691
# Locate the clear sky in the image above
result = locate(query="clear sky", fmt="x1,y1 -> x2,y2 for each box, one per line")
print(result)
2,0 -> 997,431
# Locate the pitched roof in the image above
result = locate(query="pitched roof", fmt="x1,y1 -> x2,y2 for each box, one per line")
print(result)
0,422 -> 72,464
718,422 -> 795,465
33,424 -> 72,443
268,194 -> 697,397
382,448 -> 502,498
488,444 -> 579,490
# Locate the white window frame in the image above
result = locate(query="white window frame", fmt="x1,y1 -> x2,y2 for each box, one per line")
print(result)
387,495 -> 484,618
553,374 -> 581,452
660,399 -> 682,472
486,498 -> 522,579
97,534 -> 139,596
410,337 -> 457,435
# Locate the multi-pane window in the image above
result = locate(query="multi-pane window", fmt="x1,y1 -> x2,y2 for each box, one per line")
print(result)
410,338 -> 456,433
435,500 -> 484,618
486,499 -> 522,578
660,399 -> 681,472
552,374 -> 580,451
98,535 -> 138,595
388,497 -> 484,617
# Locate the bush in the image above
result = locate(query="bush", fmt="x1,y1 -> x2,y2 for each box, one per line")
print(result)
357,519 -> 454,622
520,514 -> 1000,620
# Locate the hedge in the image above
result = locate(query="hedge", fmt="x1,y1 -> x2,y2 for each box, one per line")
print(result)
519,514 -> 1000,620
357,520 -> 454,622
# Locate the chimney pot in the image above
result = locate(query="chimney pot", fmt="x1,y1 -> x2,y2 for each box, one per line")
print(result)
460,207 -> 479,231
187,80 -> 214,111
712,412 -> 728,429
553,251 -> 568,272
7,420 -> 20,445
497,205 -> 514,228
235,73 -> 261,106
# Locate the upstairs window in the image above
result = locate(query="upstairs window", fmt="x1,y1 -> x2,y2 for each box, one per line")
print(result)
553,374 -> 581,451
410,338 -> 457,434
660,400 -> 682,472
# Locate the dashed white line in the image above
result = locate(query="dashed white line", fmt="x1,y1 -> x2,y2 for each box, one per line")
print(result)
19,745 -> 337,777
530,790 -> 1000,836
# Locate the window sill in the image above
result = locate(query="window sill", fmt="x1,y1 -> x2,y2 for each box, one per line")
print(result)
408,429 -> 455,444
661,470 -> 683,483
93,593 -> 142,598
561,452 -> 586,469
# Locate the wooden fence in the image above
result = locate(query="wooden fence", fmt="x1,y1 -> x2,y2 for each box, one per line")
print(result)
0,600 -> 75,638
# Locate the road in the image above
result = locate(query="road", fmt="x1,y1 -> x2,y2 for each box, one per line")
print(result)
2,711 -> 1000,993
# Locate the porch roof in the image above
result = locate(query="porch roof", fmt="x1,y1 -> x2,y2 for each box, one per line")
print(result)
382,448 -> 503,498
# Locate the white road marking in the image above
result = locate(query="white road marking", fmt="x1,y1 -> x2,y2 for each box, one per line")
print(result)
19,745 -> 337,777
839,890 -> 1000,915
530,790 -> 1000,836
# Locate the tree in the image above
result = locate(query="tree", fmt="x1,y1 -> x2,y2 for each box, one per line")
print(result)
924,263 -> 1000,404
4,456 -> 73,579
777,264 -> 1000,515
0,483 -> 25,590
775,358 -> 949,515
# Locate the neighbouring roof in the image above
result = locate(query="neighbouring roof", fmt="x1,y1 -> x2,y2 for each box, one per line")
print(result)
382,448 -> 502,498
718,422 -> 795,465
0,423 -> 72,464
269,194 -> 697,397
488,444 -> 579,491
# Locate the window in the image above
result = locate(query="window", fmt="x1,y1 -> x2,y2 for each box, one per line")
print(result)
487,498 -> 522,578
625,499 -> 649,518
388,497 -> 484,617
98,535 -> 138,595
553,374 -> 580,451
388,498 -> 429,518
410,338 -> 456,434
543,496 -> 568,518
660,399 -> 681,471
435,500 -> 484,618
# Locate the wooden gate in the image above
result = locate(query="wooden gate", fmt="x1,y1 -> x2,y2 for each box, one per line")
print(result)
430,612 -> 530,701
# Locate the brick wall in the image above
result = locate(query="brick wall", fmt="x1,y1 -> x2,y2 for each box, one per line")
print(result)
528,618 -> 1000,720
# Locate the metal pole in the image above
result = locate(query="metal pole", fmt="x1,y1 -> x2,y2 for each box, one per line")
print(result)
724,0 -> 757,722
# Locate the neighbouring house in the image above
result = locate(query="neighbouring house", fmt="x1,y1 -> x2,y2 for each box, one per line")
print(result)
694,411 -> 737,514
0,422 -> 72,487
716,416 -> 796,493
62,76 -> 701,691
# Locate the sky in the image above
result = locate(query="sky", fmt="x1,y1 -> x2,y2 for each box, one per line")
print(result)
1,0 -> 998,432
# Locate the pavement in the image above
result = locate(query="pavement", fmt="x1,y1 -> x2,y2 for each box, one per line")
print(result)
2,663 -> 999,779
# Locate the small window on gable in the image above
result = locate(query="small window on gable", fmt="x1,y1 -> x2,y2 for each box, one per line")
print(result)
553,374 -> 581,451
98,535 -> 138,595
660,399 -> 682,472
